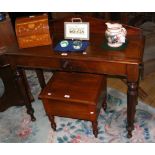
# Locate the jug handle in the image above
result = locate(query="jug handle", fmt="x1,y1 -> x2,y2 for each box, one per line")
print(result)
121,27 -> 127,36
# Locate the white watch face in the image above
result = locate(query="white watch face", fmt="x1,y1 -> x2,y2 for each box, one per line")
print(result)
60,40 -> 69,47
73,40 -> 82,49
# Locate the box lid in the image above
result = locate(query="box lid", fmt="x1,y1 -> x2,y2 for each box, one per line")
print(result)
15,14 -> 50,37
39,72 -> 105,105
15,14 -> 48,25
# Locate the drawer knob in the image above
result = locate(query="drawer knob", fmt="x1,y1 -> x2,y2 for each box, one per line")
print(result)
61,60 -> 74,70
61,60 -> 70,69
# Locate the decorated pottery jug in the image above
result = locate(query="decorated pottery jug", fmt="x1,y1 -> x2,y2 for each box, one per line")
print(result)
105,22 -> 127,47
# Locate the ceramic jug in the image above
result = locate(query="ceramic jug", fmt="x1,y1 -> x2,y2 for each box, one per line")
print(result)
105,22 -> 127,47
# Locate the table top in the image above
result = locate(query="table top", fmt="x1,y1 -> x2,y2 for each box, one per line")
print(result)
4,15 -> 145,65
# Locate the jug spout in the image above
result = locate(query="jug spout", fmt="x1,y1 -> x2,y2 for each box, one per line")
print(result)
105,22 -> 112,28
105,22 -> 122,29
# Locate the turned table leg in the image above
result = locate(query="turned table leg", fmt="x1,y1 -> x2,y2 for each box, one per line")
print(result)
35,68 -> 46,89
15,67 -> 36,121
127,82 -> 138,138
121,79 -> 148,101
20,68 -> 34,102
92,121 -> 98,138
102,95 -> 107,111
102,76 -> 107,111
48,115 -> 56,131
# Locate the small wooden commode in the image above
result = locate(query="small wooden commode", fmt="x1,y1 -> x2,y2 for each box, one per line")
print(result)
39,72 -> 107,137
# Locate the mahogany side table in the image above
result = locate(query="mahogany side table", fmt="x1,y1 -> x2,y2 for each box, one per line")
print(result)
3,15 -> 145,138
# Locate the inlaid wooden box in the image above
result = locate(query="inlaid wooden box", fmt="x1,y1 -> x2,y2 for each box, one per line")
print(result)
39,72 -> 107,137
15,14 -> 52,48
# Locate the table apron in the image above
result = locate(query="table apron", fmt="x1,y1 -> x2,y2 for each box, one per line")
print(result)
5,55 -> 140,80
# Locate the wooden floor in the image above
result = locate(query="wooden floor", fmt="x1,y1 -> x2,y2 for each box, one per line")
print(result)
108,72 -> 155,108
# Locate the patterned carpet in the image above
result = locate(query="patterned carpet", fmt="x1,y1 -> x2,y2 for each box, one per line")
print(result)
0,70 -> 155,143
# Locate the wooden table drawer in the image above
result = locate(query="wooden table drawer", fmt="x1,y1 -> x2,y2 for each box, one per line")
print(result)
60,59 -> 126,76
